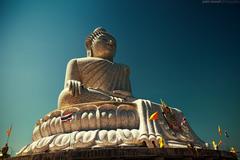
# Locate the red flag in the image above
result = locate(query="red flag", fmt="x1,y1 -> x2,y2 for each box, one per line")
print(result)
6,126 -> 12,137
149,112 -> 159,121
181,117 -> 187,126
61,112 -> 73,122
218,140 -> 222,146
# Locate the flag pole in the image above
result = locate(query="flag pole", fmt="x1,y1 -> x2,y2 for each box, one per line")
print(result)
6,135 -> 9,144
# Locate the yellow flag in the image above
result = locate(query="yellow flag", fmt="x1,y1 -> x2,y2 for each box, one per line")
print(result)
159,137 -> 165,148
218,125 -> 222,136
212,140 -> 217,150
230,147 -> 236,153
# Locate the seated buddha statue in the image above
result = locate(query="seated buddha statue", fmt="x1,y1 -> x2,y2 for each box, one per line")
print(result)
17,27 -> 205,156
58,27 -> 132,108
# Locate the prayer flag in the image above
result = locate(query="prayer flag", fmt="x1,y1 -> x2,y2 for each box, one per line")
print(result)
61,112 -> 73,122
218,125 -> 222,136
212,140 -> 217,150
6,126 -> 12,137
159,137 -> 165,148
149,112 -> 159,121
218,140 -> 222,146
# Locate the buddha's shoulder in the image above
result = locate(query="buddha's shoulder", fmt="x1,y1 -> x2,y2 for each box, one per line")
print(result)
66,57 -> 130,73
74,57 -> 112,65
68,57 -> 127,66
66,57 -> 106,67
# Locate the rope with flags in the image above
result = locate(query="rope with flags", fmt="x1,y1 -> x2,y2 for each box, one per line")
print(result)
216,125 -> 232,150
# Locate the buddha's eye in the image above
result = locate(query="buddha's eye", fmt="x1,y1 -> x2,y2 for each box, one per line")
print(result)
101,38 -> 108,42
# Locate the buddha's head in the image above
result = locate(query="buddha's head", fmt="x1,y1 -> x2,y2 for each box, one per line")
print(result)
85,27 -> 116,61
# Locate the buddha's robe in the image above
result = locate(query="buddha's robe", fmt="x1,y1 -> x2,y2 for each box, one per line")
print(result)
67,57 -> 132,95
58,57 -> 132,107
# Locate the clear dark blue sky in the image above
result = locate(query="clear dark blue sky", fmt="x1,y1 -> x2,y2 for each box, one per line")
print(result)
0,0 -> 239,155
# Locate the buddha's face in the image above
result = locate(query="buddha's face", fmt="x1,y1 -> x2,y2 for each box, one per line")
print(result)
91,34 -> 116,60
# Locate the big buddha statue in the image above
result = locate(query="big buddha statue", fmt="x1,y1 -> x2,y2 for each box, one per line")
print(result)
17,27 -> 205,156
58,27 -> 132,107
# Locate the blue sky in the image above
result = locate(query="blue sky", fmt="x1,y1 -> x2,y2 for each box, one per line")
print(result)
0,0 -> 239,155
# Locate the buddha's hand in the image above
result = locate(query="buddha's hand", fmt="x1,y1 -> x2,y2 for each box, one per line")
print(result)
66,80 -> 83,96
112,90 -> 131,99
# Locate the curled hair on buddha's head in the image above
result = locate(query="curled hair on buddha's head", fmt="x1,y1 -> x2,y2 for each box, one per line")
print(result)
85,27 -> 113,57
85,27 -> 107,57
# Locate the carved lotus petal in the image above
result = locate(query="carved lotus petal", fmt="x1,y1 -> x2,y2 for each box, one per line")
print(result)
32,125 -> 42,141
123,129 -> 132,139
149,135 -> 159,148
75,131 -> 86,142
107,130 -> 117,144
40,121 -> 50,137
55,117 -> 64,133
16,145 -> 29,156
83,130 -> 97,143
88,111 -> 96,129
56,134 -> 70,147
34,135 -> 56,153
49,117 -> 57,135
131,129 -> 140,139
139,134 -> 154,148
98,130 -> 108,142
81,112 -> 89,129
21,140 -> 38,155
100,111 -> 108,128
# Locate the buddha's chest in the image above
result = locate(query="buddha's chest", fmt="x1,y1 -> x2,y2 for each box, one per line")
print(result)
78,60 -> 128,92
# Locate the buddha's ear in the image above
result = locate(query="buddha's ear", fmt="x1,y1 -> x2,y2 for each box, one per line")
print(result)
85,37 -> 92,51
85,37 -> 93,57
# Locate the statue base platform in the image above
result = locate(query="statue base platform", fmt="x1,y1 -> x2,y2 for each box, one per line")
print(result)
7,147 -> 238,160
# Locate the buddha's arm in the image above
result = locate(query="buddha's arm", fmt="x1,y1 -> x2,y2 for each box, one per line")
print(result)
62,59 -> 85,97
58,59 -> 114,108
64,59 -> 81,87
